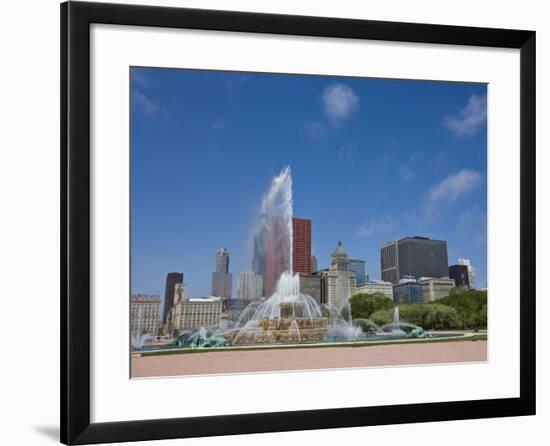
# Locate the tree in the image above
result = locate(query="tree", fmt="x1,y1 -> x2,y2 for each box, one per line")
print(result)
369,308 -> 393,326
434,289 -> 487,329
350,293 -> 393,319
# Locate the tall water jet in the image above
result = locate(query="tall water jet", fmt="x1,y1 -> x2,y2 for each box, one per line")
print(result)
392,306 -> 400,331
252,166 -> 294,297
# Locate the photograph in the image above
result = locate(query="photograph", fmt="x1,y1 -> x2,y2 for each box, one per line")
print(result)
129,67 -> 488,378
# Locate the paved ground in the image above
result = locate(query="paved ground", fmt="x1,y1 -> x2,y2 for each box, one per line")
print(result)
131,340 -> 487,378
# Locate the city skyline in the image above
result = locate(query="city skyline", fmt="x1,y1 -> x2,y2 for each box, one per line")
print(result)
131,67 -> 487,299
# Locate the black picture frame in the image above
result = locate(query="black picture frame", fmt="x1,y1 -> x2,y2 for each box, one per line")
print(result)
61,1 -> 536,444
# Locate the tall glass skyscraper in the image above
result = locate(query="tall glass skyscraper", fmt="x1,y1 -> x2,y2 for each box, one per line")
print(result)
349,259 -> 366,285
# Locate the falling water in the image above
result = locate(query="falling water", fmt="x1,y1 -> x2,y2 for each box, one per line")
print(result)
393,306 -> 400,331
252,166 -> 294,296
260,166 -> 294,272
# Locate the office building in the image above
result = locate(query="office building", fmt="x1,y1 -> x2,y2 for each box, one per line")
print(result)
298,272 -> 322,303
162,272 -> 183,324
321,241 -> 357,309
349,258 -> 367,285
449,264 -> 470,289
292,217 -> 312,274
393,279 -> 423,305
172,296 -> 224,331
381,236 -> 449,284
236,271 -> 263,300
356,281 -> 393,299
130,294 -> 161,336
418,277 -> 455,302
211,248 -> 232,298
458,258 -> 477,289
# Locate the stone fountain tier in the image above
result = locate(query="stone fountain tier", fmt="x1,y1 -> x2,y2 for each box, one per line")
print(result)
228,316 -> 332,345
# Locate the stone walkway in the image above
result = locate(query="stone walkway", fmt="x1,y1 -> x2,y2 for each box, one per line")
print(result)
131,340 -> 487,378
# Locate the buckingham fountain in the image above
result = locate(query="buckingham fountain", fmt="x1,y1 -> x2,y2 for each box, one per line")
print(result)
149,167 -> 427,351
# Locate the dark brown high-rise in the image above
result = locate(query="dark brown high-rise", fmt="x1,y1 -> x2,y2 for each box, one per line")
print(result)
292,218 -> 312,274
163,272 -> 183,323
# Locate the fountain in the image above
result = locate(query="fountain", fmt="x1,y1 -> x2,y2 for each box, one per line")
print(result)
377,306 -> 427,338
166,166 -> 427,350
227,271 -> 333,345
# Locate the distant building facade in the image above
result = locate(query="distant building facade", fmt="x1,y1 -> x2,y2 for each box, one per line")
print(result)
418,277 -> 455,302
381,236 -> 449,284
131,294 -> 161,336
172,295 -> 224,331
211,248 -> 232,298
393,279 -> 423,305
292,218 -> 312,274
321,241 -> 357,309
356,281 -> 393,299
449,264 -> 470,289
298,272 -> 322,303
163,272 -> 183,324
349,259 -> 367,285
458,258 -> 477,289
236,271 -> 263,300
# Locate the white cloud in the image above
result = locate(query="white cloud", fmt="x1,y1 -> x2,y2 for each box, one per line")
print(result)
322,83 -> 359,123
443,94 -> 487,137
356,217 -> 398,237
133,89 -> 160,116
424,169 -> 482,217
212,117 -> 225,131
427,169 -> 482,203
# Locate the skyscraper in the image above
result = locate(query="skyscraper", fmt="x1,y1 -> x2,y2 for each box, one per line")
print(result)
292,217 -> 312,274
162,272 -> 183,324
322,241 -> 357,309
264,216 -> 291,297
211,248 -> 232,298
236,271 -> 263,300
449,264 -> 470,288
349,258 -> 366,285
381,236 -> 449,284
458,258 -> 477,289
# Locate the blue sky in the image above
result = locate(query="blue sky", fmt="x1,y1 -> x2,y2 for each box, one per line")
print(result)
131,67 -> 487,298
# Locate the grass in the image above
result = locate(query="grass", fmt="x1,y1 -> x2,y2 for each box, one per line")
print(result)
136,333 -> 488,358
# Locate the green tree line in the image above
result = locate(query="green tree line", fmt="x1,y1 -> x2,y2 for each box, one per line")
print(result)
349,288 -> 487,331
